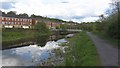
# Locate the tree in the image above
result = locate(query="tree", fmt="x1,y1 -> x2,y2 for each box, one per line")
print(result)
30,14 -> 36,18
18,13 -> 29,18
35,21 -> 50,33
60,24 -> 67,30
7,11 -> 16,17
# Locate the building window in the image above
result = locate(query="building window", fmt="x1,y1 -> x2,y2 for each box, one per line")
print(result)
12,18 -> 14,21
11,22 -> 14,25
2,17 -> 4,20
15,18 -> 17,21
21,19 -> 22,21
18,19 -> 20,21
6,18 -> 9,20
6,22 -> 8,24
2,22 -> 5,24
8,18 -> 10,20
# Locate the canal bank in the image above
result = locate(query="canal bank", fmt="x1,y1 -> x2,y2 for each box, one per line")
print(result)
62,31 -> 100,66
2,28 -> 51,49
2,31 -> 100,66
2,37 -> 70,66
2,28 -> 76,50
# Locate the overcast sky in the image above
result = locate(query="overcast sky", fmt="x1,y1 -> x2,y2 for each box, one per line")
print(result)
0,0 -> 112,23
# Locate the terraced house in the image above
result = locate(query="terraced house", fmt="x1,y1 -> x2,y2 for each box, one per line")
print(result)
0,16 -> 37,29
45,21 -> 60,29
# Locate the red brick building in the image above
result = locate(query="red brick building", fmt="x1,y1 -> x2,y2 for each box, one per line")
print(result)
45,21 -> 60,29
0,16 -> 37,28
0,16 -> 62,29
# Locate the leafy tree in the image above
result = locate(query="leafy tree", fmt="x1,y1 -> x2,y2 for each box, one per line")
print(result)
30,14 -> 36,18
7,11 -> 16,17
18,13 -> 29,18
35,21 -> 50,33
60,24 -> 67,30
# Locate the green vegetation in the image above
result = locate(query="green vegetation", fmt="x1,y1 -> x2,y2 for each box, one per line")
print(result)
35,21 -> 50,33
2,21 -> 50,48
2,29 -> 35,48
93,31 -> 119,47
2,29 -> 35,41
79,2 -> 119,47
63,31 -> 100,66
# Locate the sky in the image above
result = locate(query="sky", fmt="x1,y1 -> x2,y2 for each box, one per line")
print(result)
0,0 -> 112,23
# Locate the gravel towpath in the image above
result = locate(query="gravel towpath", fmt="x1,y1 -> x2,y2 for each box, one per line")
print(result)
87,32 -> 119,66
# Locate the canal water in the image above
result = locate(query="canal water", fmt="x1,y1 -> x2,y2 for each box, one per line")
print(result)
1,36 -> 71,66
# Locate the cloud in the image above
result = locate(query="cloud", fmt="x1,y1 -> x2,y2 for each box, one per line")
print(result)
82,17 -> 100,22
61,1 -> 69,3
0,0 -> 18,2
0,0 -> 111,23
1,2 -> 15,10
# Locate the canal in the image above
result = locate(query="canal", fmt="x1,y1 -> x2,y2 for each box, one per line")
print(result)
1,34 -> 74,66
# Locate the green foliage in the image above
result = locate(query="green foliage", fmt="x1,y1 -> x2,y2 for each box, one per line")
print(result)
18,13 -> 29,18
79,1 -> 119,40
64,31 -> 100,66
2,28 -> 50,48
107,21 -> 119,39
80,11 -> 119,40
35,21 -> 50,33
60,24 -> 67,30
7,11 -> 16,17
59,43 -> 69,46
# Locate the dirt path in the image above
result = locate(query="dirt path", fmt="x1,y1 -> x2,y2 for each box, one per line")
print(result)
87,32 -> 119,66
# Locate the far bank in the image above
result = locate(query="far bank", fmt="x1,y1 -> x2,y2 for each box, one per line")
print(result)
2,28 -> 51,49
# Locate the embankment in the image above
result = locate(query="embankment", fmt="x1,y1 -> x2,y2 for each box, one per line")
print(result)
2,28 -> 50,49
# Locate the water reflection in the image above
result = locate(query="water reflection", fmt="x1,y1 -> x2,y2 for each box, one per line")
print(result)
35,35 -> 49,47
2,39 -> 68,66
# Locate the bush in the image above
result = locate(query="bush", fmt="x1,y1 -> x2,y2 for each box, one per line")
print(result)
35,21 -> 50,33
107,21 -> 119,39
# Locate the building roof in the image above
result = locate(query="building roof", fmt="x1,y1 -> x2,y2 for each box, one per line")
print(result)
2,14 -> 32,19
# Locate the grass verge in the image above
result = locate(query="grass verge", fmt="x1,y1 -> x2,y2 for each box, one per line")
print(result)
64,31 -> 100,66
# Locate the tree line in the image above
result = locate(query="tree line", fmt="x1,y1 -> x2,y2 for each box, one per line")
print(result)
79,1 -> 120,39
0,10 -> 68,23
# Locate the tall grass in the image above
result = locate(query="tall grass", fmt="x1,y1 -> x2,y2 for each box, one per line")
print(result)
64,31 -> 100,66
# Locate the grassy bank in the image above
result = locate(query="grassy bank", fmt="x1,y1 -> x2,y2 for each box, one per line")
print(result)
3,28 -> 36,41
63,31 -> 100,66
2,28 -> 50,48
93,31 -> 119,48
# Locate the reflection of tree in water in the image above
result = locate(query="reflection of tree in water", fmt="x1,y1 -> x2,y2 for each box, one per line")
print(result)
35,35 -> 49,47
